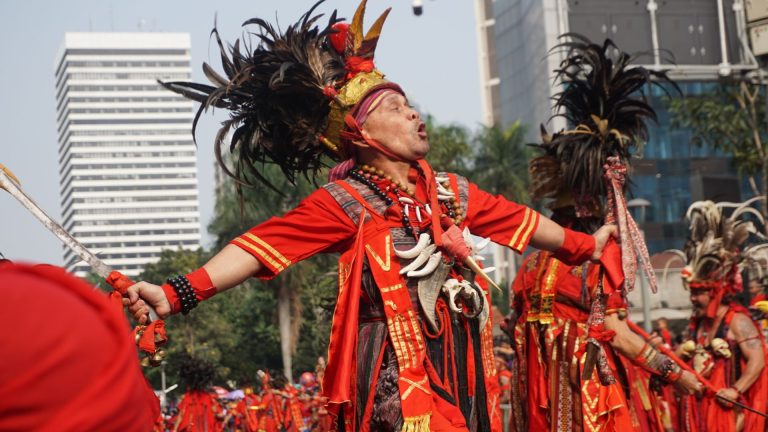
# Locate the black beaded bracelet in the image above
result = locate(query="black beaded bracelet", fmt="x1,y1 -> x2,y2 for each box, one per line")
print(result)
167,275 -> 198,315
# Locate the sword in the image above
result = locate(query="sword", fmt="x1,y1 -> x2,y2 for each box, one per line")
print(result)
0,163 -> 158,321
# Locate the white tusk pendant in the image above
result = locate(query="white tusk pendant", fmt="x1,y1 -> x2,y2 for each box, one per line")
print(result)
400,244 -> 437,274
407,251 -> 442,278
394,233 -> 431,259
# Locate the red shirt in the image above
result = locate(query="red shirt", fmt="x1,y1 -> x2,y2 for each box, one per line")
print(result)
231,176 -> 540,278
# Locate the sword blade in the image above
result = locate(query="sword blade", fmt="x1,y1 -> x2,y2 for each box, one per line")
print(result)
0,169 -> 112,279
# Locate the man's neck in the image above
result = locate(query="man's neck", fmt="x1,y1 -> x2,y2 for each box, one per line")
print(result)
362,157 -> 416,189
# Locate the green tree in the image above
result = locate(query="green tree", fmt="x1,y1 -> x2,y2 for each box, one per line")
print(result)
668,81 -> 768,223
208,163 -> 335,381
139,247 -> 240,387
424,114 -> 472,176
470,121 -> 532,314
470,121 -> 531,203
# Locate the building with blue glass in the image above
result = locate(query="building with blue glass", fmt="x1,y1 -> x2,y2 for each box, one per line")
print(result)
475,0 -> 762,255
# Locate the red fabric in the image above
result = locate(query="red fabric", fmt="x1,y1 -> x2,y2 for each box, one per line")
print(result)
329,23 -> 349,53
552,227 -> 596,265
344,56 -> 374,78
0,263 -> 158,431
660,328 -> 672,347
682,304 -> 768,431
440,222 -> 471,262
161,282 -> 180,314
137,320 -> 167,354
234,394 -> 260,431
231,177 -> 539,279
229,170 -> 539,429
106,270 -> 135,294
323,205 -> 367,428
175,390 -> 222,432
162,267 -> 217,315
513,252 -> 635,431
328,158 -> 354,182
598,238 -> 625,294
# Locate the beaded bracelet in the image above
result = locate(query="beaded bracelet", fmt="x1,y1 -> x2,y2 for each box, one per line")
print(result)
167,275 -> 198,315
634,343 -> 682,383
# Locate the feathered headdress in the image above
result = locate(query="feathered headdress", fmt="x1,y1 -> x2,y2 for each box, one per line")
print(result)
177,352 -> 215,391
530,35 -> 676,210
670,197 -> 768,317
530,34 -> 678,294
160,0 -> 398,191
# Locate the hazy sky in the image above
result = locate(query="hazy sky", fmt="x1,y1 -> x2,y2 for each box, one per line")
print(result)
0,0 -> 483,265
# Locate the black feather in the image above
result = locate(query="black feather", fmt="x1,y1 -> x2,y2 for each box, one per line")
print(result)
532,34 -> 679,202
159,0 -> 346,191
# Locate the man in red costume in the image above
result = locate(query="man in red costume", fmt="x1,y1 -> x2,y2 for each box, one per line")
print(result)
0,262 -> 159,431
233,387 -> 262,432
124,2 -> 615,430
172,353 -> 223,432
675,199 -> 768,432
507,37 -> 701,432
657,318 -> 673,348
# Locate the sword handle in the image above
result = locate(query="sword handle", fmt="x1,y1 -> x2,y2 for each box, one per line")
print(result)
106,271 -> 160,322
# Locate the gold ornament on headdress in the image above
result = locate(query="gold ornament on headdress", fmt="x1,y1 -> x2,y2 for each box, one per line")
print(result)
321,0 -> 397,155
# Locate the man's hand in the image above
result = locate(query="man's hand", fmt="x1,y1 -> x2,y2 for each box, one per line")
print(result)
590,224 -> 617,261
123,281 -> 172,323
647,332 -> 664,349
715,387 -> 741,408
675,370 -> 704,395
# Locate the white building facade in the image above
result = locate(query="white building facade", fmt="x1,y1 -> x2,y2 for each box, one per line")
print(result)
55,33 -> 201,277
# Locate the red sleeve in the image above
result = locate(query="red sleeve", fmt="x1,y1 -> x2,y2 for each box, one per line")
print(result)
465,182 -> 541,254
230,187 -> 356,279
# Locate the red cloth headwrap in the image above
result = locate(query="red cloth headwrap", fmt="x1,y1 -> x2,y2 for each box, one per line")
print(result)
0,263 -> 159,431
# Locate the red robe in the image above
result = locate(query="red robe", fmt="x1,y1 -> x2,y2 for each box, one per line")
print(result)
510,251 -> 637,432
174,390 -> 222,432
231,171 -> 540,431
234,394 -> 262,432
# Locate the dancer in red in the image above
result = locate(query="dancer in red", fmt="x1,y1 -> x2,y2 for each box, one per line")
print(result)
674,199 -> 768,432
125,2 -> 616,430
508,36 -> 701,432
173,353 -> 223,432
233,387 -> 262,432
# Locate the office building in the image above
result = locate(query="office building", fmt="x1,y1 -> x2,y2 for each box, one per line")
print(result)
55,32 -> 201,277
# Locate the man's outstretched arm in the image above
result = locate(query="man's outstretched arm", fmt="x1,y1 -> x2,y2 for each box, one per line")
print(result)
125,245 -> 263,322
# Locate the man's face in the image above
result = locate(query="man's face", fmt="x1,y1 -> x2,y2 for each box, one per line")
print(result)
360,92 -> 429,161
690,289 -> 712,317
748,280 -> 763,296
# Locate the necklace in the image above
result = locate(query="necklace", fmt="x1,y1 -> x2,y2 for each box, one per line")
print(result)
348,164 -> 464,238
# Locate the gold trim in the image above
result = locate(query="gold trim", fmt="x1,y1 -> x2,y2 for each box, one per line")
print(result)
509,208 -> 531,249
515,210 -> 539,251
408,310 -> 425,352
380,283 -> 403,293
243,233 -> 291,266
233,238 -> 284,272
387,318 -> 403,370
397,314 -> 417,369
538,259 -> 560,324
400,376 -> 430,400
365,234 -> 391,271
324,70 -> 392,147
